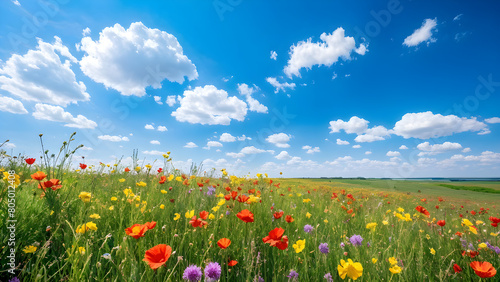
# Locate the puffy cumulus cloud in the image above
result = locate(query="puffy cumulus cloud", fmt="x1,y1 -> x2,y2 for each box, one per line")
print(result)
219,132 -> 252,142
270,50 -> 277,60
284,27 -> 367,78
265,77 -> 296,94
416,141 -> 462,156
32,104 -> 97,129
365,151 -> 372,155
438,151 -> 500,167
204,141 -> 223,150
166,95 -> 178,107
0,37 -> 89,106
266,133 -> 292,148
485,117 -> 500,124
403,18 -> 438,47
79,22 -> 197,96
393,112 -> 489,139
157,126 -> 168,132
237,83 -> 268,113
226,146 -> 274,158
145,124 -> 155,130
275,151 -> 292,160
386,151 -> 401,157
153,96 -> 163,105
417,157 -> 437,166
329,116 -> 369,134
324,156 -> 352,165
150,140 -> 160,145
352,145 -> 361,149
237,135 -> 251,141
143,150 -> 168,156
336,139 -> 349,145
354,126 -> 391,143
98,135 -> 129,142
399,145 -> 408,150
462,147 -> 471,153
0,96 -> 28,114
172,85 -> 247,125
302,145 -> 320,154
184,142 -> 198,148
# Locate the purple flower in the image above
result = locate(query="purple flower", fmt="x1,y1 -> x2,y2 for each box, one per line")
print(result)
468,243 -> 475,250
340,242 -> 345,249
349,235 -> 363,246
183,265 -> 202,281
367,242 -> 371,247
319,243 -> 329,254
287,270 -> 299,280
254,276 -> 264,282
226,210 -> 230,216
303,224 -> 313,233
494,246 -> 500,254
9,278 -> 20,282
206,186 -> 216,196
204,262 -> 221,282
324,273 -> 333,282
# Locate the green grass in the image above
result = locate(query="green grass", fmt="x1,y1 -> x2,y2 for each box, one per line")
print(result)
437,184 -> 500,194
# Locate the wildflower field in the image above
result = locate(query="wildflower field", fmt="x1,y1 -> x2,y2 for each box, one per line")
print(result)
1,140 -> 499,281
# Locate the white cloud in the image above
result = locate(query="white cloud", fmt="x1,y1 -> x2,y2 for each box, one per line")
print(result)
336,139 -> 350,145
154,96 -> 163,105
0,96 -> 28,114
302,145 -> 320,154
352,145 -> 361,149
81,146 -> 93,151
3,143 -> 16,149
220,133 -> 236,142
237,135 -> 251,141
453,14 -> 463,21
237,83 -> 268,113
266,133 -> 292,148
275,151 -> 292,160
204,141 -> 223,150
354,126 -> 391,143
226,146 -> 273,158
12,0 -> 21,6
485,117 -> 500,124
98,135 -> 129,142
270,50 -> 277,60
403,18 -> 438,47
399,145 -> 408,150
145,124 -> 155,130
226,152 -> 245,158
365,151 -> 372,155
166,95 -> 178,107
32,104 -> 97,129
329,116 -> 369,134
82,27 -> 91,36
393,111 -> 488,139
284,27 -> 367,78
143,150 -> 167,156
417,142 -> 462,155
266,77 -> 296,93
157,126 -> 168,132
150,140 -> 160,145
184,142 -> 198,148
0,37 -> 89,106
79,22 -> 197,96
386,151 -> 401,157
439,151 -> 500,166
332,72 -> 338,80
462,147 -> 471,153
172,85 -> 247,125
418,157 -> 437,165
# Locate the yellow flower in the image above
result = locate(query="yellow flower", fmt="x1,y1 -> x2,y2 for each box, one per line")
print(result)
185,210 -> 194,218
135,166 -> 141,172
3,172 -> 21,187
247,195 -> 260,204
118,178 -> 125,183
430,248 -> 435,255
78,192 -> 92,203
160,204 -> 165,209
174,213 -> 181,221
78,247 -> 86,255
476,220 -> 484,225
491,232 -> 499,237
306,212 -> 312,218
264,173 -> 268,177
337,259 -> 363,280
50,210 -> 54,216
86,222 -> 97,231
111,197 -> 118,201
292,239 -> 306,253
462,219 -> 473,227
426,234 -> 431,240
397,207 -> 404,213
478,243 -> 488,249
386,209 -> 392,214
168,174 -> 174,181
372,258 -> 377,264
175,176 -> 182,182
208,213 -> 215,220
145,164 -> 152,169
366,222 -> 377,231
389,265 -> 402,274
161,190 -> 168,194
136,181 -> 147,187
302,198 -> 311,203
388,257 -> 398,265
217,199 -> 226,206
89,214 -> 101,219
123,188 -> 133,197
216,193 -> 224,198
324,219 -> 328,223
469,225 -> 478,234
23,245 -> 37,253
212,206 -> 220,212
256,173 -> 262,178
222,169 -> 228,176
382,220 -> 389,225
109,206 -> 114,210
296,193 -> 302,197
219,214 -> 224,219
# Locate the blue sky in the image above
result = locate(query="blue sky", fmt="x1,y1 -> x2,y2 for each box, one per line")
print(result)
1,0 -> 500,177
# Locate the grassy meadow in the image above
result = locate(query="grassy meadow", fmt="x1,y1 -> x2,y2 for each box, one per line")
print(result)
1,143 -> 499,281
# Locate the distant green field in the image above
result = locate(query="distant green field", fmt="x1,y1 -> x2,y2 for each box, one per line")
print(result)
279,178 -> 500,203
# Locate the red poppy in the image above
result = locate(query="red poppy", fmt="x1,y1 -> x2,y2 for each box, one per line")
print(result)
144,221 -> 157,230
225,186 -> 231,192
273,211 -> 284,219
25,158 -> 36,165
253,180 -> 258,185
437,220 -> 446,227
224,194 -> 231,200
248,189 -> 255,194
231,191 -> 238,200
157,168 -> 163,174
285,215 -> 294,223
455,232 -> 463,237
489,216 -> 500,227
347,209 -> 353,214
182,179 -> 189,186
228,260 -> 238,266
421,198 -> 427,202
189,216 -> 207,228
346,194 -> 355,201
217,238 -> 231,249
237,195 -> 249,203
471,210 -> 476,215
262,227 -> 288,250
415,206 -> 430,218
197,182 -> 204,187
38,179 -> 62,191
205,178 -> 210,184
31,171 -> 47,181
199,211 -> 209,220
470,261 -> 497,278
340,189 -> 346,195
124,167 -> 130,172
453,264 -> 462,273
143,244 -> 172,270
462,250 -> 479,258
125,224 -> 148,239
435,205 -> 439,209
331,193 -> 338,199
79,163 -> 87,170
159,175 -> 167,184
170,199 -> 175,203
237,209 -> 254,223
438,197 -> 444,202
